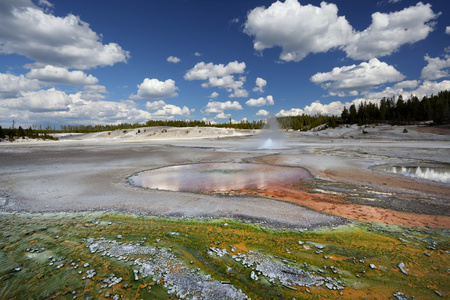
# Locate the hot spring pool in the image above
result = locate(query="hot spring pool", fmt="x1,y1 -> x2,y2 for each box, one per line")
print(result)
374,165 -> 450,184
130,163 -> 310,192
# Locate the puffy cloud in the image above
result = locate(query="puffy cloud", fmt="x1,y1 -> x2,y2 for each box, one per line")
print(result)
215,112 -> 231,119
244,0 -> 353,62
421,55 -> 450,80
310,58 -> 405,95
245,95 -> 274,107
38,0 -> 53,8
0,0 -> 129,69
185,61 -> 245,80
201,75 -> 248,98
203,100 -> 243,114
393,80 -> 419,89
244,1 -> 438,62
253,77 -> 267,93
26,65 -> 98,85
167,56 -> 181,63
0,73 -> 40,98
0,89 -> 155,126
276,100 -> 345,117
256,109 -> 269,117
276,108 -> 304,117
409,80 -> 450,99
146,100 -> 167,110
344,3 -> 438,60
80,84 -> 108,101
185,61 -> 248,98
151,104 -> 191,118
194,52 -> 202,57
446,26 -> 450,35
145,100 -> 192,119
209,92 -> 219,99
303,100 -> 345,116
1,88 -> 71,112
130,78 -> 178,100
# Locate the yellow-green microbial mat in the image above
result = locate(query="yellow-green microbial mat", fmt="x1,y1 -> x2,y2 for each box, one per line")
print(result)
0,213 -> 448,299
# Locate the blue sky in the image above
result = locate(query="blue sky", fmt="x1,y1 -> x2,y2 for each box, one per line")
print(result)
0,0 -> 449,127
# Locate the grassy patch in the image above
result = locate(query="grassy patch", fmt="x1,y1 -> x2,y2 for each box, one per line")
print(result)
0,213 -> 448,299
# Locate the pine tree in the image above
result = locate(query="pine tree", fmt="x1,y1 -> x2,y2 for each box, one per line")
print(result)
349,104 -> 357,124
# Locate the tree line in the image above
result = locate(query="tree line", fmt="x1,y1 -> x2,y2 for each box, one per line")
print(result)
341,90 -> 450,125
0,126 -> 58,142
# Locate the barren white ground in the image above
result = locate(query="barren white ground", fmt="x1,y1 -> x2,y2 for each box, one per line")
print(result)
1,125 -> 449,229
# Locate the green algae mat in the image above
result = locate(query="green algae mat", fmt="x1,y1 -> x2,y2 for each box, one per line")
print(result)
0,212 -> 448,299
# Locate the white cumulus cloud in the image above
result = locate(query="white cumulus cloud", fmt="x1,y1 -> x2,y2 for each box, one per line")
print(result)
185,61 -> 248,98
145,100 -> 192,119
409,80 -> 450,99
245,95 -> 274,107
446,26 -> 450,35
167,56 -> 181,63
215,112 -> 231,119
253,77 -> 267,93
185,61 -> 246,80
303,100 -> 345,116
151,104 -> 191,118
0,89 -> 157,126
146,100 -> 167,110
0,73 -> 40,98
203,100 -> 243,114
0,0 -> 129,69
1,88 -> 71,112
244,1 -> 438,62
256,109 -> 269,117
344,3 -> 439,60
26,65 -> 98,85
310,58 -> 405,95
421,55 -> 450,80
244,0 -> 353,62
276,108 -> 304,117
209,92 -> 219,99
130,78 -> 178,100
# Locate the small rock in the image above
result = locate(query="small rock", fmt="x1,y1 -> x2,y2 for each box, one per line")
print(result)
117,235 -> 122,239
398,262 -> 408,275
435,290 -> 443,297
424,252 -> 431,257
83,263 -> 89,268
250,270 -> 258,281
369,264 -> 377,269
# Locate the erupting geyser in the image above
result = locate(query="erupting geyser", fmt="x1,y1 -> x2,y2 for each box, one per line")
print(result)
257,117 -> 285,149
